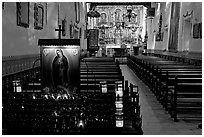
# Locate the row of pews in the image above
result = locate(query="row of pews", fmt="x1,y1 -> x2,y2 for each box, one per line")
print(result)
127,55 -> 202,123
123,81 -> 142,134
80,57 -> 123,92
147,50 -> 202,66
80,57 -> 143,134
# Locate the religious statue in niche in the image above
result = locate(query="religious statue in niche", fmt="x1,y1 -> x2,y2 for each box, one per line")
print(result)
131,13 -> 137,23
115,9 -> 121,21
100,13 -> 107,23
52,49 -> 70,94
114,28 -> 122,37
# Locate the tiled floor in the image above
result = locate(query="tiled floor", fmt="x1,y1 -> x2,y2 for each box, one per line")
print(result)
120,65 -> 202,135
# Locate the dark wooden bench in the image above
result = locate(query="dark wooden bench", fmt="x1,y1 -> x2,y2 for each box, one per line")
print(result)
147,50 -> 202,66
127,55 -> 202,123
80,57 -> 123,93
160,76 -> 202,111
169,81 -> 202,122
146,66 -> 201,110
133,58 -> 201,97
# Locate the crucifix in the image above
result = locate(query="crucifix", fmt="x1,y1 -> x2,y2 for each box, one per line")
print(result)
55,25 -> 63,39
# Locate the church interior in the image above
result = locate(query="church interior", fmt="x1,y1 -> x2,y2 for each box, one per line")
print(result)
2,2 -> 202,135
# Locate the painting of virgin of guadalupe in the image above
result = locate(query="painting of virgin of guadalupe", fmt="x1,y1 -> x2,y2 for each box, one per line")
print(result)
39,39 -> 80,94
52,49 -> 69,88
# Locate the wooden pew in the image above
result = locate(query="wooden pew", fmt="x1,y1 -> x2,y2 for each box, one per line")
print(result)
136,61 -> 202,110
146,50 -> 202,66
149,66 -> 201,109
127,55 -> 202,123
134,59 -> 201,99
80,57 -> 123,93
170,79 -> 202,122
160,76 -> 202,111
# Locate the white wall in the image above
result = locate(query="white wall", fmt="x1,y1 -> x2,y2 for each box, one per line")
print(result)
147,17 -> 156,49
178,2 -> 202,53
163,2 -> 172,51
2,2 -> 87,56
146,2 -> 202,53
154,2 -> 171,51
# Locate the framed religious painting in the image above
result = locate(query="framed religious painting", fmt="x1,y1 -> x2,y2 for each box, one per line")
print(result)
193,22 -> 202,39
193,23 -> 199,39
62,18 -> 67,36
16,2 -> 29,28
38,39 -> 81,94
199,23 -> 202,38
34,3 -> 44,30
2,2 -> 5,10
75,2 -> 80,24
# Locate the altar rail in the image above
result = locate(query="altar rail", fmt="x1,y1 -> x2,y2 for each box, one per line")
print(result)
146,50 -> 202,66
113,55 -> 129,64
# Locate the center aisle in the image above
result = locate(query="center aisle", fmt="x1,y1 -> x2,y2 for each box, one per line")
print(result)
120,65 -> 201,135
